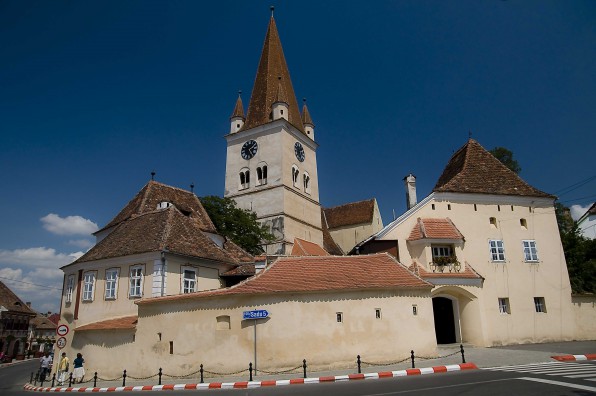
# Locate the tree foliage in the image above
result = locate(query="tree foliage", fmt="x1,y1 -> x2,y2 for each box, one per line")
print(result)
555,203 -> 596,294
490,146 -> 522,174
200,195 -> 275,256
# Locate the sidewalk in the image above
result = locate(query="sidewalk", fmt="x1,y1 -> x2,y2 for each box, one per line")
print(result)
23,341 -> 596,392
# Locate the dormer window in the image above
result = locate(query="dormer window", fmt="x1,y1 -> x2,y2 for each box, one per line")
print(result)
157,202 -> 172,210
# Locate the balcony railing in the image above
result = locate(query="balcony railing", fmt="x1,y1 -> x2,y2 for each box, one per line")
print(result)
429,256 -> 461,273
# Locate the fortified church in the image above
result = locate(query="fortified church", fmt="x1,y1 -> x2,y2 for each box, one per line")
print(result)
55,12 -> 594,377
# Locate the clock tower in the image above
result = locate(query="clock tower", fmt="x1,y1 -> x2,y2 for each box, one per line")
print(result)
224,13 -> 323,255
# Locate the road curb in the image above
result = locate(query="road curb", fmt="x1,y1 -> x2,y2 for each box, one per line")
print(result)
551,354 -> 596,362
22,362 -> 478,392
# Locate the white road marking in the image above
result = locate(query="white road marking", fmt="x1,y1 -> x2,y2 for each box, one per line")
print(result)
517,376 -> 596,392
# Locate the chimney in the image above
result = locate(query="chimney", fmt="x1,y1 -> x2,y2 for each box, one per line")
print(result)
404,174 -> 417,210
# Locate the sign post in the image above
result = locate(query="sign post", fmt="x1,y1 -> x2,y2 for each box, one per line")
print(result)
242,310 -> 269,376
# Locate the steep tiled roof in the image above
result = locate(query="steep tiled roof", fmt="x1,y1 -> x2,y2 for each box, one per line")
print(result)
48,313 -> 60,324
73,206 -> 253,265
321,210 -> 344,255
242,16 -> 305,133
301,102 -> 314,126
98,180 -> 216,233
409,261 -> 484,281
76,316 -> 138,331
0,281 -> 36,316
230,94 -> 245,119
30,315 -> 57,330
407,218 -> 464,241
433,139 -> 554,198
291,238 -> 330,256
221,263 -> 256,277
324,199 -> 376,229
137,253 -> 432,305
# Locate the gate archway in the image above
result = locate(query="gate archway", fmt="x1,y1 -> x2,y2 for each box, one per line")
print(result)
432,296 -> 459,344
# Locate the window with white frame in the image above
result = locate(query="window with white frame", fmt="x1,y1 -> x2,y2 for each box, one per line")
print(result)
239,168 -> 250,190
534,297 -> 546,313
182,268 -> 197,294
105,268 -> 119,300
432,245 -> 453,259
522,240 -> 539,262
65,274 -> 75,303
292,165 -> 299,187
498,298 -> 510,314
489,240 -> 506,262
303,172 -> 310,194
82,272 -> 96,301
256,164 -> 267,186
129,266 -> 144,298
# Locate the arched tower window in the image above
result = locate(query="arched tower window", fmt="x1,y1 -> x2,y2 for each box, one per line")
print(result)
239,168 -> 250,190
292,165 -> 300,188
257,162 -> 268,186
303,172 -> 310,194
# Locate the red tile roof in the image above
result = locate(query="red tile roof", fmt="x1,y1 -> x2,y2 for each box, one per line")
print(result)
409,262 -> 483,280
407,218 -> 464,241
242,16 -> 305,133
321,210 -> 344,255
98,180 -> 216,234
76,316 -> 138,331
0,281 -> 36,316
301,102 -> 314,126
221,263 -> 256,277
72,205 -> 253,265
30,315 -> 57,330
434,139 -> 554,198
137,253 -> 432,305
323,199 -> 376,229
291,238 -> 330,256
230,93 -> 245,119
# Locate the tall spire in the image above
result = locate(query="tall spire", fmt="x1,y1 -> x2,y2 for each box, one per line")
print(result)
243,14 -> 305,133
230,90 -> 245,119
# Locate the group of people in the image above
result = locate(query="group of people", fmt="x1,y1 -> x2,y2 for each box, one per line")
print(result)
39,351 -> 85,385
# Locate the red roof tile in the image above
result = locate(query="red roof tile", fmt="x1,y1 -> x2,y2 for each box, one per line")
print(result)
137,253 -> 432,305
230,93 -> 245,119
407,218 -> 464,241
324,199 -> 376,229
434,139 -> 554,198
321,210 -> 344,255
291,238 -> 330,256
222,263 -> 256,277
76,316 -> 138,331
0,281 -> 36,316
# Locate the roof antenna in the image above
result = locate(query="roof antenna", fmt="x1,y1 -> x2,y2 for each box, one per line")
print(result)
190,183 -> 195,193
151,171 -> 156,180
270,5 -> 274,17
468,130 -> 473,139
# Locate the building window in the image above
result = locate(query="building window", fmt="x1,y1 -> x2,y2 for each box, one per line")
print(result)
474,204 -> 477,211
375,308 -> 381,319
431,204 -> 435,210
523,240 -> 539,262
489,240 -> 505,262
216,315 -> 231,330
520,218 -> 527,229
303,172 -> 310,194
105,268 -> 119,300
239,168 -> 250,190
412,305 -> 418,315
292,165 -> 300,188
447,204 -> 451,210
489,217 -> 497,227
129,266 -> 144,298
534,297 -> 547,313
498,298 -> 510,314
82,272 -> 96,301
336,312 -> 343,323
65,275 -> 75,303
182,268 -> 197,294
256,164 -> 268,186
432,245 -> 453,259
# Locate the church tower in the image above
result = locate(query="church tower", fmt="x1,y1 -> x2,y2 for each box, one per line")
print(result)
224,11 -> 322,255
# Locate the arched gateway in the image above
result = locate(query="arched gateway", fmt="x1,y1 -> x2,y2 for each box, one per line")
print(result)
432,287 -> 478,345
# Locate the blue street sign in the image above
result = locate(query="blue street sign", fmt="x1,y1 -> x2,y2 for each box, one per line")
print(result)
243,309 -> 269,320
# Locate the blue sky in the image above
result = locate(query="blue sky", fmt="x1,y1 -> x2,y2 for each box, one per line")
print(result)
1,1 -> 595,313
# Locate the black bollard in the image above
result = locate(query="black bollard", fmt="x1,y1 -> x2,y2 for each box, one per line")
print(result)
51,372 -> 56,387
69,372 -> 73,387
30,372 -> 34,383
249,362 -> 253,382
158,368 -> 162,385
357,355 -> 361,374
94,372 -> 98,388
122,369 -> 127,387
460,344 -> 466,363
200,364 -> 204,384
411,350 -> 415,368
34,370 -> 39,385
303,359 -> 307,379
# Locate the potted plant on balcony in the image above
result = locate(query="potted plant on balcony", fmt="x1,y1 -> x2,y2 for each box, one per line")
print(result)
431,256 -> 461,272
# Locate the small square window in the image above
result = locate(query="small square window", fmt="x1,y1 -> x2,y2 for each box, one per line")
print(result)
534,297 -> 546,313
520,218 -> 527,229
498,298 -> 510,314
412,305 -> 418,315
336,312 -> 343,323
375,309 -> 381,319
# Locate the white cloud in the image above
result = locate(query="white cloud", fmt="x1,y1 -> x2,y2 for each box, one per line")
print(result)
570,204 -> 591,221
41,213 -> 98,236
0,267 -> 62,313
0,247 -> 81,268
68,239 -> 94,249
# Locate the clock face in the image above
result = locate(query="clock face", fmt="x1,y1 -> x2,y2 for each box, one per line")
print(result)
294,142 -> 305,162
241,140 -> 258,160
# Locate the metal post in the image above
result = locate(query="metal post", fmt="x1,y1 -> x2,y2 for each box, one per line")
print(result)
249,362 -> 253,382
34,371 -> 39,385
122,369 -> 127,387
158,368 -> 162,385
68,372 -> 73,387
30,372 -> 34,383
460,344 -> 466,363
411,350 -> 415,368
357,355 -> 361,374
303,359 -> 307,379
253,319 -> 257,376
94,372 -> 98,387
200,364 -> 204,383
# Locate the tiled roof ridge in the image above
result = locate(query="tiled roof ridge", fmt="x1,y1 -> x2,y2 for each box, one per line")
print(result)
446,217 -> 465,240
0,280 -> 36,315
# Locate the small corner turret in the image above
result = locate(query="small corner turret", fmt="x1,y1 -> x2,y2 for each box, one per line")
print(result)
301,98 -> 315,140
271,76 -> 289,121
230,90 -> 245,134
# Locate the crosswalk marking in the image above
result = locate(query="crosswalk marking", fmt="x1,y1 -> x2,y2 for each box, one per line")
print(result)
485,361 -> 596,383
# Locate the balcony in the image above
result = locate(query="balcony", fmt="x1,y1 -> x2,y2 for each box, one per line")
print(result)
429,256 -> 461,273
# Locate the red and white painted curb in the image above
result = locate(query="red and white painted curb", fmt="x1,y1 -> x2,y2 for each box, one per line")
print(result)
551,354 -> 596,362
23,363 -> 477,392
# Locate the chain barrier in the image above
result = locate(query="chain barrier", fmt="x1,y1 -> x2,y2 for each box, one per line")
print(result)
258,365 -> 303,375
202,368 -> 249,377
415,350 -> 461,360
162,367 -> 203,379
127,373 -> 159,380
360,356 -> 410,367
96,375 -> 123,382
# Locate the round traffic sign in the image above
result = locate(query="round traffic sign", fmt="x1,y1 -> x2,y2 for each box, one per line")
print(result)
56,324 -> 69,337
56,337 -> 67,349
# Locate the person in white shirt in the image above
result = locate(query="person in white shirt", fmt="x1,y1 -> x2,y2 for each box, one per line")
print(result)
39,352 -> 53,382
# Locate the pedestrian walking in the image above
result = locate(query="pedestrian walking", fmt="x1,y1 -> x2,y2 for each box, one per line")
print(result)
39,352 -> 52,382
57,352 -> 70,385
73,353 -> 85,383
